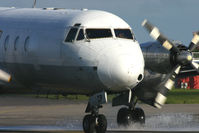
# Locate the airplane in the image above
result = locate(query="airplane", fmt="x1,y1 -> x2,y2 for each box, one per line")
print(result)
0,6 -> 198,133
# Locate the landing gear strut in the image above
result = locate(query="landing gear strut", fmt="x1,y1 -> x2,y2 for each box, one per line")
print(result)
83,91 -> 107,133
112,90 -> 145,126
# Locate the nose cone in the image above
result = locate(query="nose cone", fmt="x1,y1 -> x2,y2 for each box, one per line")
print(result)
97,43 -> 144,91
110,54 -> 143,88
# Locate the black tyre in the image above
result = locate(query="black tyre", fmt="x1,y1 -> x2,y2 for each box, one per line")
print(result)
83,115 -> 96,133
96,114 -> 107,133
117,107 -> 132,126
132,107 -> 145,124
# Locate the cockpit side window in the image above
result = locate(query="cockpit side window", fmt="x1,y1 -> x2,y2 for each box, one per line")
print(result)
86,29 -> 112,39
114,29 -> 134,40
65,28 -> 78,42
77,29 -> 84,41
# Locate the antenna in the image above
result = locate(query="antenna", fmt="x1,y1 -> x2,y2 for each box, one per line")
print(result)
32,0 -> 36,8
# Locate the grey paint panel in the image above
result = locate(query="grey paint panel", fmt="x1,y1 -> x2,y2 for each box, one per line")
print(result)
5,63 -> 107,94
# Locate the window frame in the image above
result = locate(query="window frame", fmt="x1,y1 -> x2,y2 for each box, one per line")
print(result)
64,27 -> 79,43
64,24 -> 84,43
24,36 -> 30,52
114,28 -> 134,40
14,36 -> 20,51
0,30 -> 3,39
4,35 -> 9,51
76,28 -> 85,41
85,28 -> 113,40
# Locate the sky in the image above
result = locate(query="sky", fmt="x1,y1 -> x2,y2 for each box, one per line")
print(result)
0,0 -> 199,45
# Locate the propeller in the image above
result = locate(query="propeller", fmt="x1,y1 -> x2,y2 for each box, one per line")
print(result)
142,19 -> 199,108
0,69 -> 11,82
32,0 -> 37,8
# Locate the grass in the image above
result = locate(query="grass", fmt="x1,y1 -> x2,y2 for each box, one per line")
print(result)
35,94 -> 89,101
3,88 -> 199,104
33,89 -> 199,104
35,94 -> 116,101
166,89 -> 199,104
62,89 -> 199,104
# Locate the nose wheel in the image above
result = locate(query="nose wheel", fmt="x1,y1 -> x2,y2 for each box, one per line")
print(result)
83,91 -> 108,133
83,115 -> 96,133
83,114 -> 107,133
117,107 -> 145,126
96,114 -> 107,133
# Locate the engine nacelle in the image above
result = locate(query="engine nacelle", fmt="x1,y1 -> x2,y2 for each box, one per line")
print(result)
141,41 -> 171,73
141,41 -> 188,74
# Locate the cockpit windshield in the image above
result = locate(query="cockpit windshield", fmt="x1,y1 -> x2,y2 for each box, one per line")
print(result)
114,29 -> 134,40
86,29 -> 112,39
65,27 -> 134,43
65,28 -> 78,42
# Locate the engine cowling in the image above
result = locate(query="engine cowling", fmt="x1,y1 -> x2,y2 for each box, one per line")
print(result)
141,41 -> 188,74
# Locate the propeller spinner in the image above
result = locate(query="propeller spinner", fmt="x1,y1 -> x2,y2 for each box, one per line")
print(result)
142,19 -> 199,108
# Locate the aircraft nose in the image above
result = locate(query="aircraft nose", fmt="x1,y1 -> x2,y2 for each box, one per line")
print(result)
97,53 -> 144,91
110,54 -> 143,87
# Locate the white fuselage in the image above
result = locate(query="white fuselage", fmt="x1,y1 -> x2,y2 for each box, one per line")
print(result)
0,7 -> 144,94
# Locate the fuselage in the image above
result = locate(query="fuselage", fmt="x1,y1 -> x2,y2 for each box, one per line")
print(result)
0,7 -> 144,94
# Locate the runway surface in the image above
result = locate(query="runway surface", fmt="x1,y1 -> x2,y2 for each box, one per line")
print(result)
0,95 -> 199,132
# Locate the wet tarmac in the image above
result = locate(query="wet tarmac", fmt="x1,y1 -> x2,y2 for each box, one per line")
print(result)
0,95 -> 198,132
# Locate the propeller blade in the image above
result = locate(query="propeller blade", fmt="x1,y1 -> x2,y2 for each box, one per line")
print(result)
154,65 -> 181,108
188,33 -> 199,51
191,61 -> 199,73
0,69 -> 11,82
142,19 -> 180,53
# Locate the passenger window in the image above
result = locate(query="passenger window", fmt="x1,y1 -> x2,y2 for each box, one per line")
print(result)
86,29 -> 112,39
4,35 -> 9,51
14,36 -> 19,51
24,37 -> 30,52
77,29 -> 84,41
65,28 -> 78,42
114,29 -> 134,40
0,30 -> 3,38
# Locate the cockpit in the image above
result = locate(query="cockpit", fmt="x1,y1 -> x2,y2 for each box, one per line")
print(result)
64,24 -> 135,43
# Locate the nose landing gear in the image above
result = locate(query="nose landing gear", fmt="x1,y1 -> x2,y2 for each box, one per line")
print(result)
83,115 -> 96,133
83,114 -> 107,133
83,91 -> 108,133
